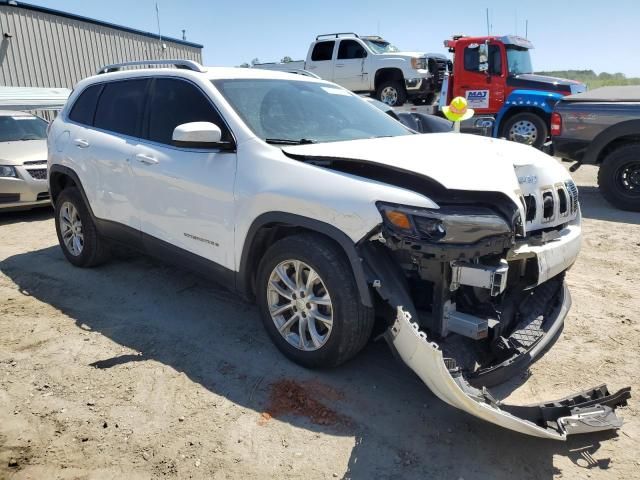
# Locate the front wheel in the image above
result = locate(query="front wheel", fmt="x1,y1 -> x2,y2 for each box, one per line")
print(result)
597,143 -> 640,211
256,234 -> 375,368
501,112 -> 548,149
376,80 -> 407,107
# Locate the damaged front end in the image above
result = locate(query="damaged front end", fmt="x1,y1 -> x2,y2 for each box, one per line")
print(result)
360,198 -> 630,439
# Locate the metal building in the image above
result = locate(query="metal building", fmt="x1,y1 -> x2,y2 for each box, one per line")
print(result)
0,0 -> 203,89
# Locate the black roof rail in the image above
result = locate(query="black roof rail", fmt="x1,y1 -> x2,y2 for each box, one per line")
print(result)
97,59 -> 206,75
315,32 -> 359,41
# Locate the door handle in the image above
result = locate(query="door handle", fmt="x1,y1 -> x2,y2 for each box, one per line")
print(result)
135,153 -> 158,165
74,138 -> 89,148
307,65 -> 317,69
335,64 -> 345,68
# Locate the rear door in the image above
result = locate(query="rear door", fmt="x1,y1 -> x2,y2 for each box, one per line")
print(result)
305,41 -> 335,81
66,79 -> 148,231
334,39 -> 369,91
131,77 -> 237,270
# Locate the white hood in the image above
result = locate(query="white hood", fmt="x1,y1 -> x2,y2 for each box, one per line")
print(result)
283,133 -> 570,201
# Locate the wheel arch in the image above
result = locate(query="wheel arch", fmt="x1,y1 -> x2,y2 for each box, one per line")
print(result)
583,119 -> 640,165
49,165 -> 91,212
374,67 -> 405,91
495,106 -> 550,138
238,212 -> 374,307
494,90 -> 561,137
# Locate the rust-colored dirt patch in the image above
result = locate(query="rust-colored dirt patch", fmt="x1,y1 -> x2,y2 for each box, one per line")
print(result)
262,379 -> 350,427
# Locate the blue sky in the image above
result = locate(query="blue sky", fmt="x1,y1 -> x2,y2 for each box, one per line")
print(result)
33,0 -> 640,77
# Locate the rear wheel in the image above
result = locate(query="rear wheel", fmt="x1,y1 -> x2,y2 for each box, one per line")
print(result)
376,80 -> 407,107
597,143 -> 640,211
256,234 -> 375,368
501,112 -> 548,149
54,187 -> 110,267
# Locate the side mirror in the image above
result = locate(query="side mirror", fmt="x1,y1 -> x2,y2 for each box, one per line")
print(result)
172,122 -> 225,148
478,42 -> 489,74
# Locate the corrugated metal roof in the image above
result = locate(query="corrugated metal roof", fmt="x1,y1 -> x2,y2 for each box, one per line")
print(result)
0,0 -> 203,48
0,86 -> 71,110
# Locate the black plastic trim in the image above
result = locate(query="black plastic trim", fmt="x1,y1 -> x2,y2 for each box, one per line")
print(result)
583,119 -> 640,165
238,212 -> 374,307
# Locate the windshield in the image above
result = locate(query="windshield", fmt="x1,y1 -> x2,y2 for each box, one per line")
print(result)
0,115 -> 48,142
212,79 -> 410,144
506,46 -> 533,75
362,39 -> 400,54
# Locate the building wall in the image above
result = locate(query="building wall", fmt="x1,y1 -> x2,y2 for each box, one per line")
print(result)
0,4 -> 202,89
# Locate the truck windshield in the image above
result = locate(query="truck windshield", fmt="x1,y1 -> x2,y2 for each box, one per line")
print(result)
0,115 -> 48,142
362,39 -> 399,54
506,46 -> 533,75
212,79 -> 411,144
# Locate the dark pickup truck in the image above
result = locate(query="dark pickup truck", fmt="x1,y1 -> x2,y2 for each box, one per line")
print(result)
551,86 -> 640,211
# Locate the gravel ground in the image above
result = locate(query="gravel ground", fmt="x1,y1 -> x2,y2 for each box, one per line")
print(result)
0,163 -> 638,480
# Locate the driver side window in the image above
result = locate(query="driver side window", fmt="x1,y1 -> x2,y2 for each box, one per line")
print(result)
464,45 -> 502,75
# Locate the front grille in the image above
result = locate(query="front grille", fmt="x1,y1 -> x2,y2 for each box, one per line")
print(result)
37,192 -> 50,201
431,58 -> 448,88
0,193 -> 20,204
27,168 -> 47,180
557,188 -> 568,215
565,180 -> 579,214
523,195 -> 537,222
542,191 -> 555,220
23,160 -> 47,166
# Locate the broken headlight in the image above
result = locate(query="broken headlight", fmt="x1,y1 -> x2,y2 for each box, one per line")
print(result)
376,202 -> 512,244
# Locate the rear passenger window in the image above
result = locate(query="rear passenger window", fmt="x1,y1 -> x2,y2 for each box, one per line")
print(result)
94,79 -> 148,137
68,84 -> 102,126
146,78 -> 230,146
311,41 -> 335,61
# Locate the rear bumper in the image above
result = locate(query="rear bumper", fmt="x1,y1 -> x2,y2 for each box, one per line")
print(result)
0,165 -> 50,211
551,137 -> 590,163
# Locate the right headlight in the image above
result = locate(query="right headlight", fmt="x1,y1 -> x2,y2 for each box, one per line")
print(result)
0,165 -> 17,178
376,202 -> 512,244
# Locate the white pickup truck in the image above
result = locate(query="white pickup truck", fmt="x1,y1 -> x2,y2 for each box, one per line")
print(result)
254,33 -> 448,106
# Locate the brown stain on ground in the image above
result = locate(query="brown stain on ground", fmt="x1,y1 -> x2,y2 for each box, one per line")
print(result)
261,379 -> 350,427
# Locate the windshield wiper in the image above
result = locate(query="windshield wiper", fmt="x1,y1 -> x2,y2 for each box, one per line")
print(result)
265,138 -> 315,145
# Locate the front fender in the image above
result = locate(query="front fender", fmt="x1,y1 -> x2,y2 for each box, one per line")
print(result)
493,90 -> 564,137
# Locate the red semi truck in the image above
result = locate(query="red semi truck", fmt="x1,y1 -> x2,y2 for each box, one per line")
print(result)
440,35 -> 586,148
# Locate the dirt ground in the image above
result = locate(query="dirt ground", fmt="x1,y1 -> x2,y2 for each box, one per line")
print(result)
0,163 -> 638,480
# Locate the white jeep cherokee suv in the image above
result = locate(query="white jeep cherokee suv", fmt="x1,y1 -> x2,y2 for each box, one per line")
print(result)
48,60 -> 629,440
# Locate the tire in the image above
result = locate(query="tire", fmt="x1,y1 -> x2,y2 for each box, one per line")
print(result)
376,79 -> 407,107
256,233 -> 375,368
54,187 -> 110,267
501,112 -> 548,149
597,143 -> 640,211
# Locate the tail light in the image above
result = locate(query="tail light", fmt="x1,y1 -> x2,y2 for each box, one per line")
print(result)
550,112 -> 562,136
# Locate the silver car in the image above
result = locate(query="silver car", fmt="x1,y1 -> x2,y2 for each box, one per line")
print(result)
0,110 -> 50,211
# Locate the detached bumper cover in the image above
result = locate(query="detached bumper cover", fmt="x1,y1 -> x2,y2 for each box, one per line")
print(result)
386,306 -> 630,440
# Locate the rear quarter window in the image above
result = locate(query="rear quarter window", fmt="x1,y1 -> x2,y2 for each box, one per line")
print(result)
68,84 -> 103,126
311,41 -> 335,61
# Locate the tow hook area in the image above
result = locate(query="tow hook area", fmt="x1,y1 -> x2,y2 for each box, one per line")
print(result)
385,306 -> 631,439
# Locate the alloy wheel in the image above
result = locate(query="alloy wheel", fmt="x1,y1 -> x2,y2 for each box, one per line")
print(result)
267,259 -> 333,351
380,86 -> 399,106
59,201 -> 84,256
508,120 -> 538,145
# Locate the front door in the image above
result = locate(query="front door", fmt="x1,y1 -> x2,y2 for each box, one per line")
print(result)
333,39 -> 369,91
453,43 -> 504,115
131,77 -> 237,270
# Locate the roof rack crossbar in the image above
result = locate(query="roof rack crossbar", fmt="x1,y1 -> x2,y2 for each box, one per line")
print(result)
315,32 -> 359,41
97,59 -> 206,75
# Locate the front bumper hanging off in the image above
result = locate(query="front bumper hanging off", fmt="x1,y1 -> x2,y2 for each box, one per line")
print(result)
386,306 -> 630,439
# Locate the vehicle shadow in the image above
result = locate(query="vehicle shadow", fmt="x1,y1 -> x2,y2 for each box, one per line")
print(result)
577,186 -> 640,225
0,206 -> 53,226
0,246 -> 619,479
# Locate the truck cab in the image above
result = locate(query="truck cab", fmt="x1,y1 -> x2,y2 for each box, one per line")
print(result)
443,35 -> 586,148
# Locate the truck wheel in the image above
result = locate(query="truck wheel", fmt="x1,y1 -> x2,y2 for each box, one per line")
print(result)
501,112 -> 548,149
54,187 -> 110,267
597,143 -> 640,211
256,233 -> 375,368
376,80 -> 406,106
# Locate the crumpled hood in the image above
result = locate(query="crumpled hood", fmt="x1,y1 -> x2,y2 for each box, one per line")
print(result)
283,133 -> 570,204
0,139 -> 47,165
